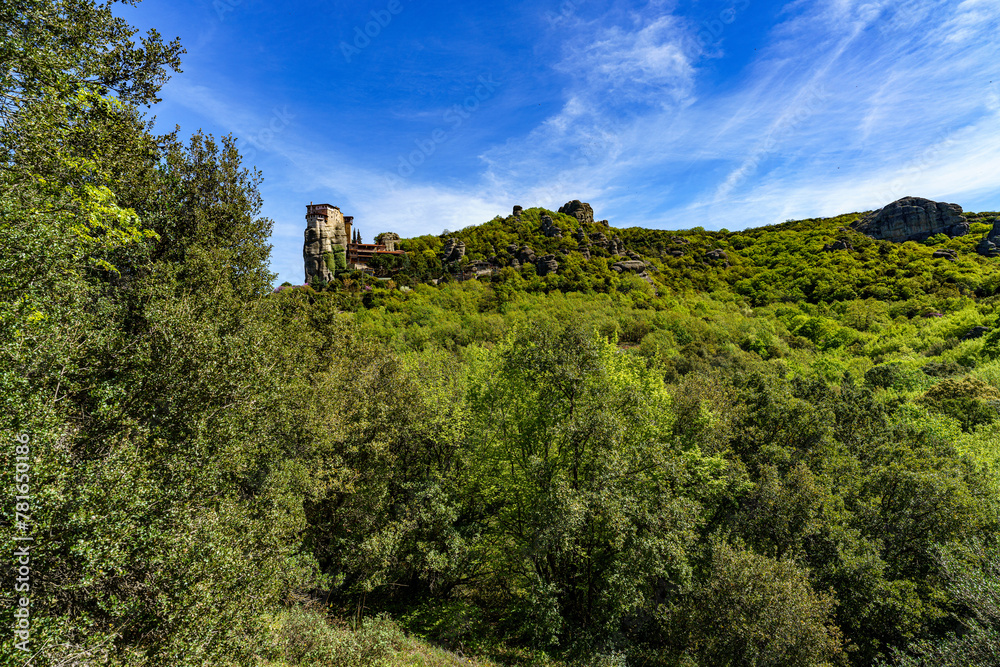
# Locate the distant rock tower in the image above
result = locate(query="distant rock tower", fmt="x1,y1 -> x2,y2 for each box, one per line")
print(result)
303,204 -> 351,284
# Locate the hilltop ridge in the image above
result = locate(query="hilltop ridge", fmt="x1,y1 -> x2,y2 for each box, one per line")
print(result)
380,199 -> 1000,306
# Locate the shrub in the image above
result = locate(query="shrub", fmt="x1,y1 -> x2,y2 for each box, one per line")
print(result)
865,362 -> 923,391
918,377 -> 1000,432
672,541 -> 845,667
265,608 -> 403,667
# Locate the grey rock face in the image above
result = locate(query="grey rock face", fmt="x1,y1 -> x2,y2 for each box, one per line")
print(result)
978,218 -> 1000,257
704,249 -> 729,267
823,239 -> 853,251
441,238 -> 466,263
304,204 -> 349,284
932,249 -> 957,261
536,254 -> 559,276
853,197 -> 969,243
541,215 -> 563,238
612,260 -> 646,273
378,232 -> 401,252
558,200 -> 595,226
517,245 -> 537,265
513,205 -> 523,218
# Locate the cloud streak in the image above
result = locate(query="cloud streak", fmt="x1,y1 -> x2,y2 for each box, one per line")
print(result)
153,0 -> 1000,283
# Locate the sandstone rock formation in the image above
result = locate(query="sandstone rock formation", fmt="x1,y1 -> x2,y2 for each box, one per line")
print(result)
304,204 -> 349,284
823,239 -> 853,252
612,260 -> 646,273
515,245 -> 537,266
441,238 -> 466,263
559,200 -> 595,226
853,197 -> 969,243
978,218 -> 1000,257
704,249 -> 729,267
377,232 -> 401,252
541,215 -> 563,238
536,254 -> 559,276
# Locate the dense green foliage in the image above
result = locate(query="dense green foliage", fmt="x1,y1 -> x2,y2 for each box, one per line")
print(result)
4,2 -> 1000,666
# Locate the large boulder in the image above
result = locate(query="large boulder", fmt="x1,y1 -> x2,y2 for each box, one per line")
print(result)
823,239 -> 853,252
517,245 -> 537,265
559,200 -> 595,226
541,214 -> 563,238
978,218 -> 1000,257
536,254 -> 559,276
612,260 -> 646,273
376,231 -> 401,251
853,197 -> 968,243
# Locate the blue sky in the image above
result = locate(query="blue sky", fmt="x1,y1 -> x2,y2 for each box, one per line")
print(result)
119,0 -> 1000,285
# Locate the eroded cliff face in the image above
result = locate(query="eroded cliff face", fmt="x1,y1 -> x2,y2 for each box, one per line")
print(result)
853,197 -> 968,243
559,200 -> 595,226
979,219 -> 1000,257
304,204 -> 348,284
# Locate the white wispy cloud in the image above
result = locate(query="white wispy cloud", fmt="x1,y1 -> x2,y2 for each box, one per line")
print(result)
483,0 -> 1000,231
163,0 -> 1000,283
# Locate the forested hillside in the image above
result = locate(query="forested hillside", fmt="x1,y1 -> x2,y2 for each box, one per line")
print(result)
3,2 -> 1000,667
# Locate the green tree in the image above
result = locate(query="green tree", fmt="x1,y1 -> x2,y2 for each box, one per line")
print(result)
466,323 -> 711,647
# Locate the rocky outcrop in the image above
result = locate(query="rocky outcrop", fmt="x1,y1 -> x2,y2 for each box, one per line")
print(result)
536,254 -> 559,276
541,215 -> 563,238
932,249 -> 957,261
559,200 -> 595,226
978,218 -> 1000,257
853,197 -> 969,243
513,205 -> 523,218
441,238 -> 466,263
516,245 -> 537,265
704,249 -> 729,267
304,204 -> 349,284
612,260 -> 646,273
377,232 -> 401,252
585,232 -> 625,256
823,239 -> 853,252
